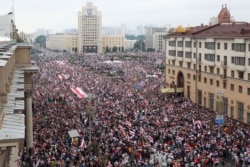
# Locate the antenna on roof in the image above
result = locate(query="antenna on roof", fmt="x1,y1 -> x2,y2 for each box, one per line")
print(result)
228,0 -> 231,11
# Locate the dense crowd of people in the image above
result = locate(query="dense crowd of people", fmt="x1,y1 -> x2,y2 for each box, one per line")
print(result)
18,51 -> 250,167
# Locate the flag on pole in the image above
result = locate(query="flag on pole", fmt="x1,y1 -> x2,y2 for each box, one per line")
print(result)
71,87 -> 87,99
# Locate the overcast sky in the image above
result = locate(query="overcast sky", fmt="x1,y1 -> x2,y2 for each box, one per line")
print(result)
0,0 -> 250,33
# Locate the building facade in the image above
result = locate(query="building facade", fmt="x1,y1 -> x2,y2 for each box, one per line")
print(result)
102,35 -> 125,53
0,24 -> 38,166
78,2 -> 102,53
164,21 -> 250,124
46,34 -> 78,53
145,27 -> 168,52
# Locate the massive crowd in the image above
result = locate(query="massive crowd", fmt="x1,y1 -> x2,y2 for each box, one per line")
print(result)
18,51 -> 250,167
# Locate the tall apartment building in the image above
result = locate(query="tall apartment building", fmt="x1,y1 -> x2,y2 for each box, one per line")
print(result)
0,22 -> 38,166
78,2 -> 102,53
164,6 -> 250,124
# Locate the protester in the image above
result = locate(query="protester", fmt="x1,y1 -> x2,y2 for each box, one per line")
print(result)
18,51 -> 250,167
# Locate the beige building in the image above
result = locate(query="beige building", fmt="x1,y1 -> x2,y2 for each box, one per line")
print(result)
46,34 -> 78,53
164,6 -> 250,124
102,35 -> 125,53
0,24 -> 38,166
78,2 -> 102,53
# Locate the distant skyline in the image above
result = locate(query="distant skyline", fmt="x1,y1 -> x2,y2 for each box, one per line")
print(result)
0,0 -> 250,33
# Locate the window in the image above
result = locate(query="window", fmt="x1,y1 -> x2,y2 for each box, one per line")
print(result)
230,107 -> 234,118
249,44 -> 250,51
217,55 -> 220,62
209,93 -> 214,111
248,113 -> 250,124
185,52 -> 192,58
177,41 -> 183,47
248,73 -> 250,81
238,71 -> 244,79
231,70 -> 235,77
224,43 -> 228,50
187,73 -> 191,79
210,79 -> 213,85
193,64 -> 196,70
231,84 -> 234,91
177,51 -> 183,57
217,68 -> 220,75
235,43 -> 246,52
198,76 -> 201,82
223,98 -> 228,115
193,41 -> 197,48
205,42 -> 215,50
187,63 -> 191,69
239,86 -> 243,93
193,75 -> 196,81
231,57 -> 234,64
217,43 -> 220,49
172,60 -> 175,65
216,80 -> 220,87
232,43 -> 235,50
168,69 -> 170,74
205,54 -> 215,61
248,88 -> 250,95
199,42 -> 202,48
169,50 -> 176,56
248,58 -> 250,66
223,82 -> 227,89
169,41 -> 176,46
185,41 -> 192,48
204,66 -> 207,72
234,57 -> 245,65
237,102 -> 244,121
172,70 -> 175,75
209,67 -> 214,74
179,61 -> 183,67
204,77 -> 207,83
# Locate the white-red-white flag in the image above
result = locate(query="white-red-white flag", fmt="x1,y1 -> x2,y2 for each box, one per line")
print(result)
80,139 -> 86,149
147,135 -> 154,143
71,87 -> 87,99
58,74 -> 70,81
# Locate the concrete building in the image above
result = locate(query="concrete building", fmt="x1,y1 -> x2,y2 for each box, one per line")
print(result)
102,35 -> 125,53
125,39 -> 136,51
0,22 -> 38,166
78,2 -> 102,53
46,34 -> 78,53
145,27 -> 168,52
164,6 -> 250,124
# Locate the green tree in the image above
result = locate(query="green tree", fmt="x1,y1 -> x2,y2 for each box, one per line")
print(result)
112,46 -> 118,52
125,34 -> 136,40
136,35 -> 145,40
105,46 -> 110,53
35,35 -> 46,47
134,40 -> 145,51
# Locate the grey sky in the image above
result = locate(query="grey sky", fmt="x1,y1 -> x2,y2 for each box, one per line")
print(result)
0,0 -> 250,33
